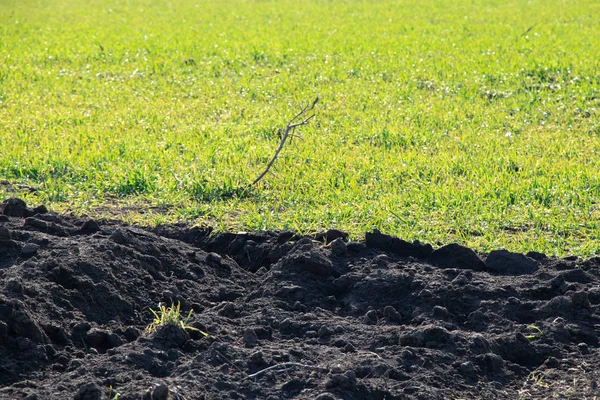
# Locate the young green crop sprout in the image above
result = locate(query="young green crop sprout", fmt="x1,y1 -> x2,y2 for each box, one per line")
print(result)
107,385 -> 120,400
146,302 -> 208,337
526,324 -> 544,340
527,370 -> 549,388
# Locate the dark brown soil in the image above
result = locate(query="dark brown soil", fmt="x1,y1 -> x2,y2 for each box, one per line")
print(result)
1,197 -> 599,400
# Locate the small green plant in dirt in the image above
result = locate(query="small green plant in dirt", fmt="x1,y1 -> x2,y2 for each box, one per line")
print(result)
107,385 -> 120,400
146,302 -> 208,337
525,324 -> 544,340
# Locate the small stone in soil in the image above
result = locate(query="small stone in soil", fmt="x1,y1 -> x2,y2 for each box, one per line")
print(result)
243,328 -> 258,347
318,326 -> 333,338
364,309 -> 378,324
73,382 -> 102,400
315,394 -> 336,400
151,383 -> 169,400
343,343 -> 356,353
21,243 -> 39,256
383,305 -> 402,322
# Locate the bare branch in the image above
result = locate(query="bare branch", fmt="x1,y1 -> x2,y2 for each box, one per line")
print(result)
521,24 -> 536,36
246,362 -> 328,380
251,97 -> 318,186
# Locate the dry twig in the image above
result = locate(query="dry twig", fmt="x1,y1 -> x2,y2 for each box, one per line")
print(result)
251,97 -> 318,186
246,362 -> 328,380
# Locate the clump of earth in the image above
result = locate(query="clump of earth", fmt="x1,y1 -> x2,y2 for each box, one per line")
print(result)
1,197 -> 599,399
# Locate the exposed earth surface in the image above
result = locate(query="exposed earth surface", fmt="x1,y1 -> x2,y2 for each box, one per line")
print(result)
1,197 -> 599,399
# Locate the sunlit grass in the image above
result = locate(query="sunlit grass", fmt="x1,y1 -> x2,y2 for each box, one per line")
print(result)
1,0 -> 599,256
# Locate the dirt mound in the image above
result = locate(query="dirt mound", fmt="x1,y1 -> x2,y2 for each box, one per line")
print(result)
1,198 -> 599,399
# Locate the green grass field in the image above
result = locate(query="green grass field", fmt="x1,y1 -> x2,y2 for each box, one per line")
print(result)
1,0 -> 599,256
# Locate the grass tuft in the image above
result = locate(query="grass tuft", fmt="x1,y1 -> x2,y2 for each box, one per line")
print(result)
146,302 -> 208,337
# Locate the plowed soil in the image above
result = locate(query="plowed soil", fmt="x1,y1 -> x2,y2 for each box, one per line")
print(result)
1,197 -> 599,400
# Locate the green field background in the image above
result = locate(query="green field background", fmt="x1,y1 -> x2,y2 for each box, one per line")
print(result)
1,0 -> 599,255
